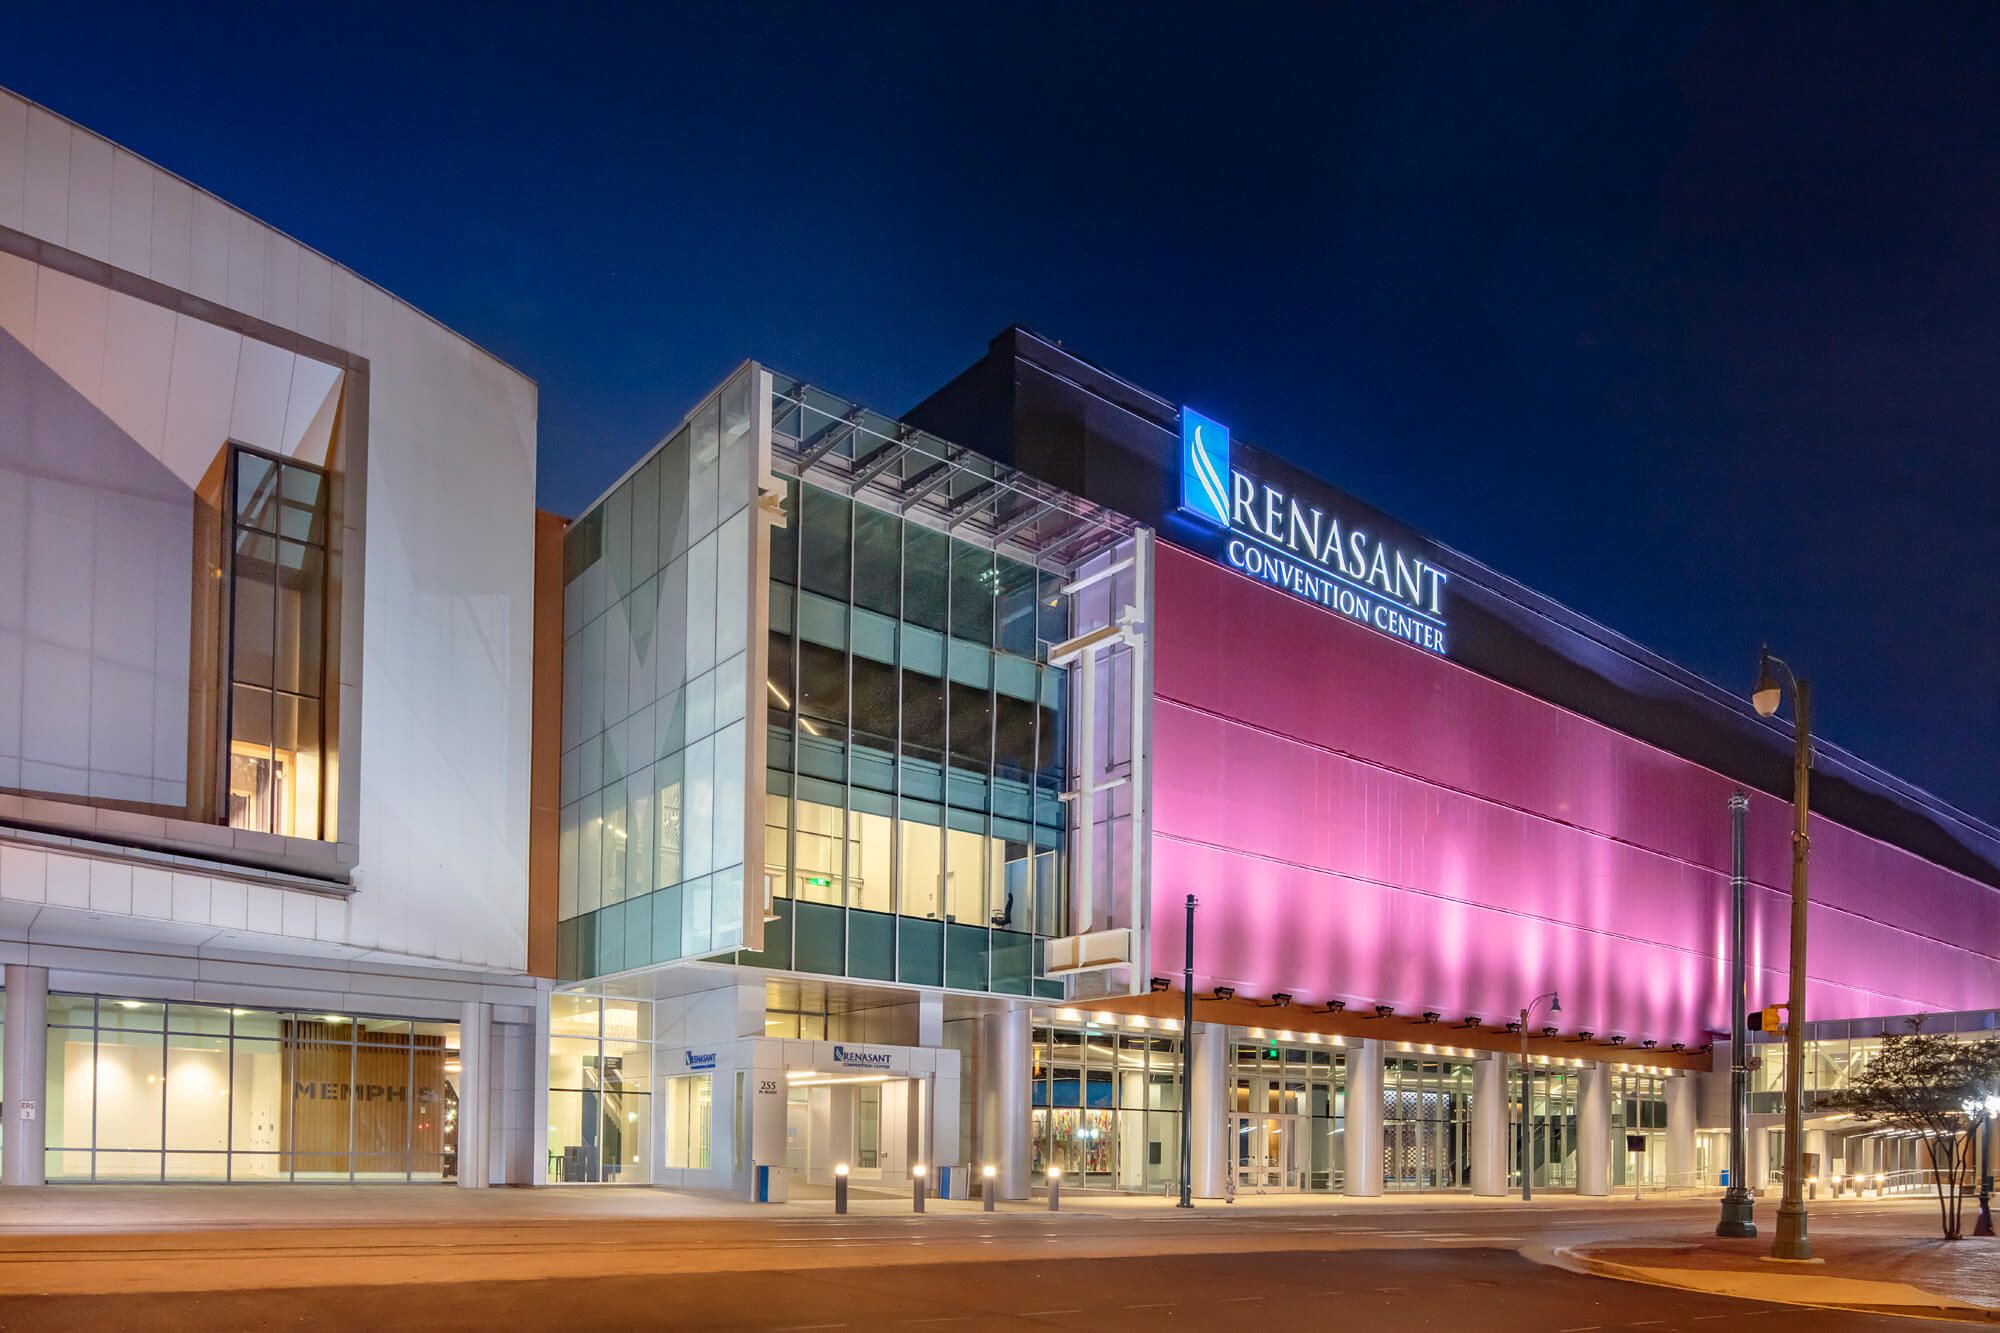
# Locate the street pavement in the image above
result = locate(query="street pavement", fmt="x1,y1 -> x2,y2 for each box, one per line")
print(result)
0,1192 -> 1976,1330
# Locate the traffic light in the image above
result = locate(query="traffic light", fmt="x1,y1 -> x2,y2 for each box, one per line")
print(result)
1748,1003 -> 1790,1033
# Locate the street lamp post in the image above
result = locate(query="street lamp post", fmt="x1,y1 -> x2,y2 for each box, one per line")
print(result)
1752,646 -> 1812,1261
1966,1093 -> 1999,1238
1716,792 -> 1757,1237
1178,894 -> 1196,1209
1519,990 -> 1561,1202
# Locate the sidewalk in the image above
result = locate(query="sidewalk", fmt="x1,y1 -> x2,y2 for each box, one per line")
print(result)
1560,1232 -> 2000,1323
0,1182 -> 1728,1234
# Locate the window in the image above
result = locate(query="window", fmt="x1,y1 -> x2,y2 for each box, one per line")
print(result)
226,448 -> 329,840
547,996 -> 653,1183
45,996 -> 459,1183
666,1074 -> 712,1169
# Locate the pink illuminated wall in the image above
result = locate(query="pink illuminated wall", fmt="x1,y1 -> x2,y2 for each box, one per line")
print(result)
1149,543 -> 2000,1047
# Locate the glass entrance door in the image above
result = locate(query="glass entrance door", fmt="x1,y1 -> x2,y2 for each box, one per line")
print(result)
1511,1065 -> 1580,1190
1232,1113 -> 1302,1191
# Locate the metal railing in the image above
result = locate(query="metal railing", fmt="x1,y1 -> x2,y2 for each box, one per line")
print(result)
1771,1166 -> 1976,1198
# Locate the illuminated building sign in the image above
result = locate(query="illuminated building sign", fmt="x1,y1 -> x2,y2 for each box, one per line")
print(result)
1178,407 -> 1449,656
831,1044 -> 895,1070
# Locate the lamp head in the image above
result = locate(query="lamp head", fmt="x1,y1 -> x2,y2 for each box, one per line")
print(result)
1752,648 -> 1783,717
1550,994 -> 1561,1015
835,1162 -> 849,1177
1048,1166 -> 1062,1180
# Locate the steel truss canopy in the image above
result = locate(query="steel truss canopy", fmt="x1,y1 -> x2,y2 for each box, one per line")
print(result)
769,374 -> 1137,573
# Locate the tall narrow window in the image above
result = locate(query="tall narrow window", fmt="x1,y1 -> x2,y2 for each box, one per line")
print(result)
226,448 -> 329,839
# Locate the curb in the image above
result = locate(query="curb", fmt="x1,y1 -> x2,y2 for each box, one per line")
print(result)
1546,1244 -> 2000,1325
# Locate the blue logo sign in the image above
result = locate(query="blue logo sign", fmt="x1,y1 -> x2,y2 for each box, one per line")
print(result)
1180,407 -> 1232,527
831,1044 -> 894,1070
684,1050 -> 717,1071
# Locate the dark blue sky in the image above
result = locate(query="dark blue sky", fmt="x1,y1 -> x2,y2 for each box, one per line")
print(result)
8,4 -> 1997,823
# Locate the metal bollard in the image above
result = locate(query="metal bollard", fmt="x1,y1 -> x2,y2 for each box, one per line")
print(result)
1048,1166 -> 1062,1212
912,1163 -> 927,1213
983,1164 -> 997,1212
835,1162 -> 849,1215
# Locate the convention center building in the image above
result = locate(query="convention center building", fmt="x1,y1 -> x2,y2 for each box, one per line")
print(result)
2,89 -> 1993,1200
540,328 -> 1997,1199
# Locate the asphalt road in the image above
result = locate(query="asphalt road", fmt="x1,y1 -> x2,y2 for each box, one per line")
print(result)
0,1246 -> 1924,1331
0,1199 -> 1951,1331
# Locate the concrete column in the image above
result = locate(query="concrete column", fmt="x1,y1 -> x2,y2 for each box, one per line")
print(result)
1470,1053 -> 1508,1196
1805,1128 -> 1828,1186
2,966 -> 48,1187
1577,1062 -> 1611,1196
529,988 -> 552,1185
917,991 -> 944,1048
1666,1074 -> 1696,1189
1750,1121 -> 1771,1191
828,1085 -> 856,1173
1343,1039 -> 1383,1197
749,1042 -> 788,1197
1188,1023 -> 1229,1198
977,1008 -> 1030,1199
457,1000 -> 492,1188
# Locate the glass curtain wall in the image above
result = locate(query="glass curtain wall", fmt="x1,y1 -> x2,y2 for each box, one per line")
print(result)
1511,1064 -> 1581,1191
557,371 -> 759,979
1612,1072 -> 1668,1187
743,472 -> 1068,997
225,447 -> 329,840
1230,1040 -> 1347,1192
1382,1054 -> 1472,1190
547,993 -> 653,1182
1030,1023 -> 1179,1190
45,995 -> 459,1182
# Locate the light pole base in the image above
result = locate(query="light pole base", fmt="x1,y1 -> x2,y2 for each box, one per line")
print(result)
1772,1200 -> 1811,1260
1715,1192 -> 1757,1238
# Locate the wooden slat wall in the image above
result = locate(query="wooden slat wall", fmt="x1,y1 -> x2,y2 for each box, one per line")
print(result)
278,1023 -> 450,1171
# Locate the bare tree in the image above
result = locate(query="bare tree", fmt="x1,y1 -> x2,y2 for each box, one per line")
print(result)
1827,1020 -> 2000,1240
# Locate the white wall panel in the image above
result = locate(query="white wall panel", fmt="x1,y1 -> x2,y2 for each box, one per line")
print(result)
225,208 -> 264,318
62,129 -> 113,262
228,335 -> 292,451
96,293 -> 176,456
21,106 -> 69,241
0,250 -> 33,342
186,189 -> 229,304
0,95 -> 537,979
157,314 -> 238,486
108,149 -> 154,274
148,173 -> 194,292
31,265 -> 110,402
263,231 -> 300,332
0,92 -> 26,232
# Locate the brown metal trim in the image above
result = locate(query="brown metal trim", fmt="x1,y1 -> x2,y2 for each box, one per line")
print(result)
526,510 -> 569,978
1066,990 -> 1712,1074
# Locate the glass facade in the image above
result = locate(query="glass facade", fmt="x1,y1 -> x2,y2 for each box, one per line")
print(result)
45,995 -> 459,1182
557,370 -> 760,979
1512,1065 -> 1581,1190
1232,1039 -> 1348,1192
1747,1011 -> 2000,1114
225,446 -> 329,840
1030,1022 -> 1180,1190
1382,1053 -> 1473,1190
1612,1070 -> 1667,1186
738,473 -> 1069,997
547,993 -> 653,1182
